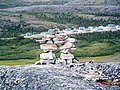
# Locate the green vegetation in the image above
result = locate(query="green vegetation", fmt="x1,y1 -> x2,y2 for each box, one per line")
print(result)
25,11 -> 120,27
0,31 -> 120,65
71,31 -> 120,57
0,10 -> 120,65
1,23 -> 48,38
0,59 -> 37,66
0,39 -> 42,60
1,11 -> 120,38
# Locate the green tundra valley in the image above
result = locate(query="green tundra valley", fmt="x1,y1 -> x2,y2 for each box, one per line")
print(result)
0,0 -> 120,65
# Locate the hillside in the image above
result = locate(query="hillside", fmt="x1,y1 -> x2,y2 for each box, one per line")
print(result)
0,0 -> 69,9
0,7 -> 120,65
0,0 -> 120,5
0,0 -> 120,65
0,0 -> 120,8
66,0 -> 120,5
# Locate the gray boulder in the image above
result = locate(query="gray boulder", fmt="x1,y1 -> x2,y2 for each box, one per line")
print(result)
0,63 -> 120,90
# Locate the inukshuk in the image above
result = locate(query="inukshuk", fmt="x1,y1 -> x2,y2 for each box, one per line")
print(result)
35,28 -> 76,65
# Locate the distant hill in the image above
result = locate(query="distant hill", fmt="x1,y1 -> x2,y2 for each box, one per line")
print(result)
66,0 -> 120,5
0,0 -> 69,4
0,0 -> 119,9
0,0 -> 120,5
0,0 -> 69,9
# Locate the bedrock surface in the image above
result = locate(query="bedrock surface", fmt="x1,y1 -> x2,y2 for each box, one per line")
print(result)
0,62 -> 120,90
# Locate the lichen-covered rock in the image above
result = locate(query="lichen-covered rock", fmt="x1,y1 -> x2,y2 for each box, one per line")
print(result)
0,63 -> 120,90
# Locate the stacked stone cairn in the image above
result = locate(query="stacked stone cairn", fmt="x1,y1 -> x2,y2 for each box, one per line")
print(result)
35,28 -> 77,65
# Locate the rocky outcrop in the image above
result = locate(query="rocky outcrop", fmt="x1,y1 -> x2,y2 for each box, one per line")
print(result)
1,5 -> 120,13
0,0 -> 120,6
66,0 -> 120,5
0,62 -> 120,90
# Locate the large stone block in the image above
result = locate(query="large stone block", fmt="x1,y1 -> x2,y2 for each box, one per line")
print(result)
60,42 -> 73,49
40,52 -> 56,60
40,44 -> 57,50
60,53 -> 74,60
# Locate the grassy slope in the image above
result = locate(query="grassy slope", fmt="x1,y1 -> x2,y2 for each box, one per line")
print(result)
78,53 -> 120,63
0,31 -> 120,65
0,10 -> 120,65
0,39 -> 41,65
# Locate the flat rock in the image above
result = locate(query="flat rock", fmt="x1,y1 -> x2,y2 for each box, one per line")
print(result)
0,62 -> 120,90
60,53 -> 74,60
40,44 -> 57,50
60,42 -> 73,49
40,52 -> 56,60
